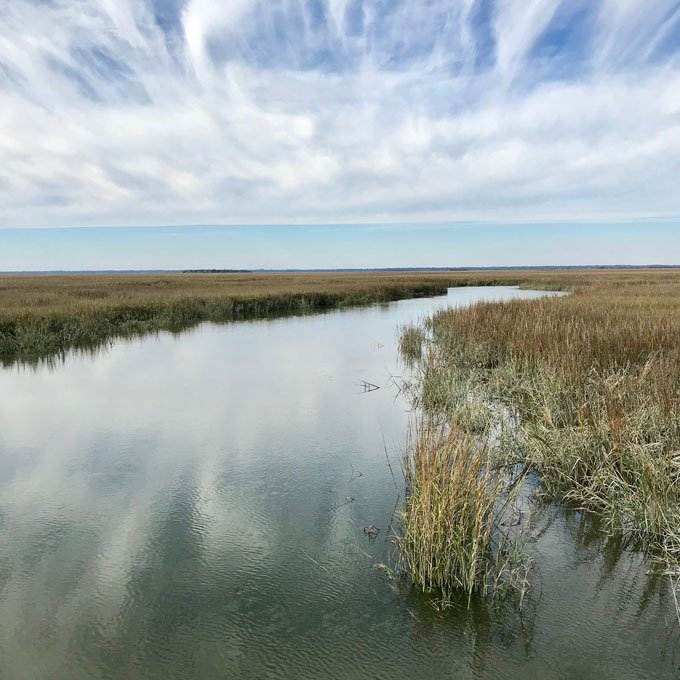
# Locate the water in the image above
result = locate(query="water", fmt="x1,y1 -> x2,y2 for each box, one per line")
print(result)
0,287 -> 677,679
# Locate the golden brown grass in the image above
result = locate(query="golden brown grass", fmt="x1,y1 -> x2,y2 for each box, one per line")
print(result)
400,420 -> 506,602
400,268 -> 680,598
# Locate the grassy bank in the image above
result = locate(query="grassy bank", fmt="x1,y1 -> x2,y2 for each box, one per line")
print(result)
2,268 -> 676,364
398,269 -> 680,602
0,271 -> 455,364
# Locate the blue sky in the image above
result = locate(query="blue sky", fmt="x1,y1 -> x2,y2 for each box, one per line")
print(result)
1,1 -> 680,267
1,223 -> 678,271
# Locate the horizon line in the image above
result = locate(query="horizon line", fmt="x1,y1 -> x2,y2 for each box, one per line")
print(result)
2,264 -> 680,276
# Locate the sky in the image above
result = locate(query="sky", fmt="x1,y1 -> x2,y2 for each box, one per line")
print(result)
1,1 -> 680,268
1,223 -> 678,271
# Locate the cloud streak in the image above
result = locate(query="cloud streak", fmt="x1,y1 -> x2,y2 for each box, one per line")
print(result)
0,0 -> 679,227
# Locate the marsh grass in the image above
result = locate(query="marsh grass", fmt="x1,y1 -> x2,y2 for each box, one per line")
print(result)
398,415 -> 531,605
400,270 -> 680,588
0,272 -> 461,364
4,268 -> 676,364
399,421 -> 497,601
398,323 -> 426,366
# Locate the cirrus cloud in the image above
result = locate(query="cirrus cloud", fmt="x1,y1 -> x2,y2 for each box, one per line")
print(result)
0,0 -> 679,227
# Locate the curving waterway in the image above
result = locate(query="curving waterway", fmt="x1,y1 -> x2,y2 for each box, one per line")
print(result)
0,287 -> 678,679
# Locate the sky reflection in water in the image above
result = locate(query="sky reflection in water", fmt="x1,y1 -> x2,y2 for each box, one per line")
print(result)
0,287 -> 677,679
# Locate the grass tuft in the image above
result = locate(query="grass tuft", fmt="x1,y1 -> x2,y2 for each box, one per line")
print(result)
398,415 -> 530,605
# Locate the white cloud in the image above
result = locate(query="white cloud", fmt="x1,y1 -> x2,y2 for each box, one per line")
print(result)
493,0 -> 561,84
595,0 -> 680,67
0,0 -> 679,227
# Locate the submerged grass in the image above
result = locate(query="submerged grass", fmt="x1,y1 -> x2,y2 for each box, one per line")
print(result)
399,269 -> 680,602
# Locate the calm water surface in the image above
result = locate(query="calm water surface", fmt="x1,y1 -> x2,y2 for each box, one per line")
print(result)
0,287 -> 678,679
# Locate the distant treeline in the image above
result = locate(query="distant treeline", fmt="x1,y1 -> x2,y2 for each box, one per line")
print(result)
182,269 -> 253,273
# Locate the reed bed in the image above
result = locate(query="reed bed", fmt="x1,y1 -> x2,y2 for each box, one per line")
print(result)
399,270 -> 680,600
